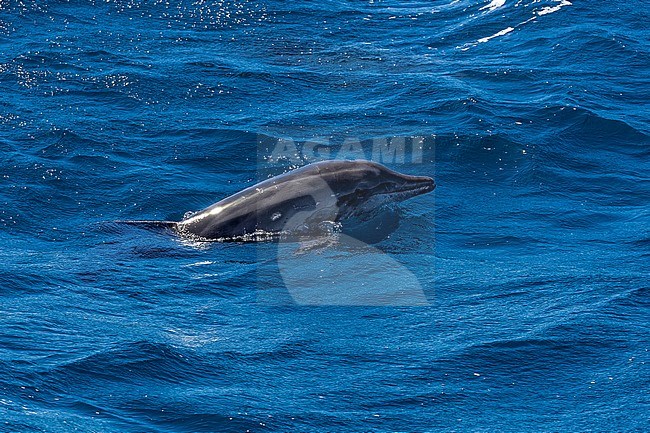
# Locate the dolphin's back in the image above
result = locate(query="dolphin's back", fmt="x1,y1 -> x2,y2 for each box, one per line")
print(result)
177,165 -> 327,239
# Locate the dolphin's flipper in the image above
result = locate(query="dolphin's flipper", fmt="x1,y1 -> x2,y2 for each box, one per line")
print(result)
293,235 -> 341,255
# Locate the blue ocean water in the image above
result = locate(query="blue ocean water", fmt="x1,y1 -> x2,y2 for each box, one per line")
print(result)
1,0 -> 649,431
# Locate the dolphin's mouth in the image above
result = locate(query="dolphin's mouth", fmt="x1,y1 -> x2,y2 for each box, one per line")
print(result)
377,177 -> 435,198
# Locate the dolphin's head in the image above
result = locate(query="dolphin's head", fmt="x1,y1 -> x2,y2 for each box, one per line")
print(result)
311,159 -> 435,217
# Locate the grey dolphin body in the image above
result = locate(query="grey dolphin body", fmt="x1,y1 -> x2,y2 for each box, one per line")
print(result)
133,160 -> 434,240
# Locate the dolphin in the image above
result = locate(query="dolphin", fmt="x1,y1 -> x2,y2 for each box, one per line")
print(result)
125,160 -> 434,241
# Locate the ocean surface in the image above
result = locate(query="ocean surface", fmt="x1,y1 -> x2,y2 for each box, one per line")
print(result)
1,0 -> 649,431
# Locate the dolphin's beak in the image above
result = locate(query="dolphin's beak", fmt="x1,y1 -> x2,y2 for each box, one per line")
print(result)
399,174 -> 436,196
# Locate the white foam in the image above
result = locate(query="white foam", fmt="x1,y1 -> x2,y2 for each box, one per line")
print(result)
478,26 -> 515,43
461,0 -> 572,50
182,261 -> 214,267
536,0 -> 572,16
480,0 -> 506,12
